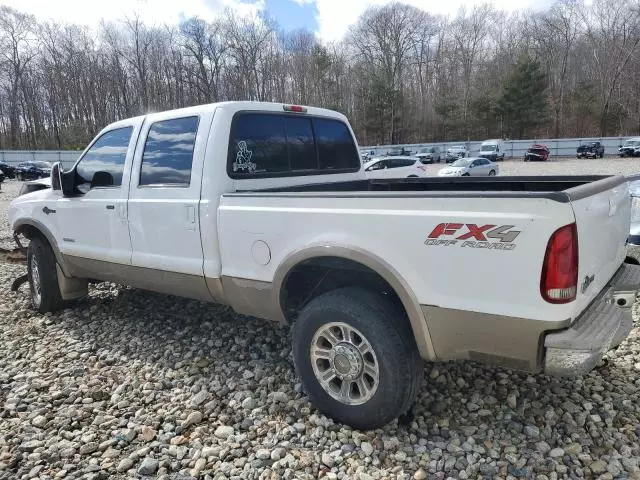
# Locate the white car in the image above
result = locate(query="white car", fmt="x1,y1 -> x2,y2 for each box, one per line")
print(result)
438,157 -> 499,177
363,156 -> 428,179
8,100 -> 640,430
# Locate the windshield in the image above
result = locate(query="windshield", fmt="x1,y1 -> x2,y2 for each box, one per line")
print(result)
623,140 -> 640,147
33,161 -> 52,168
529,149 -> 546,155
452,158 -> 472,167
481,145 -> 497,151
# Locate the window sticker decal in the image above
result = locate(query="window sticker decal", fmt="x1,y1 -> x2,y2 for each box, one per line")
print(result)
233,141 -> 257,173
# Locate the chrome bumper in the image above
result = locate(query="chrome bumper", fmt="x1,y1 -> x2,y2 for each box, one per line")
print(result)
544,263 -> 640,376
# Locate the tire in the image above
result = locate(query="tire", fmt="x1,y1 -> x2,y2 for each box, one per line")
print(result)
408,175 -> 419,178
600,153 -> 604,159
462,172 -> 470,176
489,170 -> 496,176
292,287 -> 422,430
27,236 -> 64,313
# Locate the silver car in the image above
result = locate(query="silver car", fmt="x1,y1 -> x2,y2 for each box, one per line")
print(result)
437,157 -> 499,177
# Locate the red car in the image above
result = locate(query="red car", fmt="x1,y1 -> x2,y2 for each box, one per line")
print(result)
524,144 -> 550,161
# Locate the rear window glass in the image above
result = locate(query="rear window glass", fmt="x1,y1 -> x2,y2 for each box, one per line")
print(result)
229,113 -> 359,178
140,116 -> 199,186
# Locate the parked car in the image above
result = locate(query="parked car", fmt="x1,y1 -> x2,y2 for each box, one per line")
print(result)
0,168 -> 5,185
415,146 -> 443,164
0,161 -> 16,179
360,149 -> 376,162
18,176 -> 51,196
438,157 -> 499,176
478,139 -> 505,162
15,161 -> 53,181
9,101 -> 640,430
386,147 -> 412,157
618,137 -> 640,157
363,156 -> 428,179
524,144 -> 550,162
445,145 -> 468,162
576,141 -> 604,159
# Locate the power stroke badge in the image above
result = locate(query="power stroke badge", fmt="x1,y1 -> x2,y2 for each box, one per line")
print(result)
425,223 -> 521,251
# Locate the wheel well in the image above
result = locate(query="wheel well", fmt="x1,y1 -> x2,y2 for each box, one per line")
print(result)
280,256 -> 405,323
15,224 -> 41,241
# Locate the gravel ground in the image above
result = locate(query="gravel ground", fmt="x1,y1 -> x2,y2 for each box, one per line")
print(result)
1,167 -> 640,480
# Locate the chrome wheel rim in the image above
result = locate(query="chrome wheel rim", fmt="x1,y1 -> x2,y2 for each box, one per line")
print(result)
30,256 -> 42,305
310,322 -> 379,405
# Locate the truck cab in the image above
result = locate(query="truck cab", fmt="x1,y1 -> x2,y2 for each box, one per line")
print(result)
478,139 -> 505,161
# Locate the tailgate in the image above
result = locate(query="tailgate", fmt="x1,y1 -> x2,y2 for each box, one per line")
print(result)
568,176 -> 630,318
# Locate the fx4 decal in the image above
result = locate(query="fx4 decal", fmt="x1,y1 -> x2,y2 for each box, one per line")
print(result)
425,223 -> 521,250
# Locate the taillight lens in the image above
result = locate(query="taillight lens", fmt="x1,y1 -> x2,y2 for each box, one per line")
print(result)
541,223 -> 578,303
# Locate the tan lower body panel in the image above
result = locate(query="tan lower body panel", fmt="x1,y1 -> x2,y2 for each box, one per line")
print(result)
220,276 -> 284,322
63,255 -> 216,303
422,305 -> 571,372
61,256 -> 284,321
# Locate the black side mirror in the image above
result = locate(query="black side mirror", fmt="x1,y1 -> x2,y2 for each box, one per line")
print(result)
51,162 -> 62,191
91,171 -> 114,188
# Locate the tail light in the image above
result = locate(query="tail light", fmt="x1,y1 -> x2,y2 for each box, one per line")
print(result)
541,223 -> 578,303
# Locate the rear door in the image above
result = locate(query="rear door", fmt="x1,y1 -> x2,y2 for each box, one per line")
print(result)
127,110 -> 214,278
569,178 -> 630,316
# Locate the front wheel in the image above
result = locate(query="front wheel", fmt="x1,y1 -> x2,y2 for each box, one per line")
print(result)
292,287 -> 422,430
27,236 -> 64,313
489,170 -> 496,176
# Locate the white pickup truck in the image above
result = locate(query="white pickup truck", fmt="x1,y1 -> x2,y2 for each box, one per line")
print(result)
9,101 -> 640,430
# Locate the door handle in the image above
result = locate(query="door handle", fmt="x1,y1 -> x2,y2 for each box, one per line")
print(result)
185,205 -> 196,230
106,205 -> 115,210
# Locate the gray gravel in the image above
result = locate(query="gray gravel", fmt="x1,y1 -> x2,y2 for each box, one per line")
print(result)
1,166 -> 640,480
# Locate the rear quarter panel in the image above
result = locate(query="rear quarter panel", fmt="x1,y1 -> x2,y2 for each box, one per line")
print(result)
218,193 -> 577,323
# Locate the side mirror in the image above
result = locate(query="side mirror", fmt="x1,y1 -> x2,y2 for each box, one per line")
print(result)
91,171 -> 114,188
51,162 -> 62,191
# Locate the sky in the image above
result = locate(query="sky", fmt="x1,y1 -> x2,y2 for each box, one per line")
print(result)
1,0 -> 547,43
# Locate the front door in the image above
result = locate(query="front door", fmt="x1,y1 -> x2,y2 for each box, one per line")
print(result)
55,122 -> 142,266
127,110 -> 214,280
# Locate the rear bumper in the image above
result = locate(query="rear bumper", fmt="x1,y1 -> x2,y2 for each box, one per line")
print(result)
544,263 -> 640,376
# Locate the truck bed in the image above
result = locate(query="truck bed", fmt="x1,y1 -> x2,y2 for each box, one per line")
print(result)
237,175 -> 624,203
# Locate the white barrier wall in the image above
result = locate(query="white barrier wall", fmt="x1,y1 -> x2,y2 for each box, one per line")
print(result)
361,136 -> 637,159
0,135 -> 637,171
0,150 -> 81,170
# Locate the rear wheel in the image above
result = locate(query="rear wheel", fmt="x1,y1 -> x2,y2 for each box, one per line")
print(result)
462,172 -> 470,176
27,236 -> 64,313
489,170 -> 496,176
292,287 -> 422,430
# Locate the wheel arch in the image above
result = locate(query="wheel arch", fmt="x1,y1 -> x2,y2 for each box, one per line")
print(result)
273,245 -> 436,361
13,219 -> 70,277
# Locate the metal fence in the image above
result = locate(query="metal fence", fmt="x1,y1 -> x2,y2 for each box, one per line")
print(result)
0,150 -> 81,170
361,136 -> 639,159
